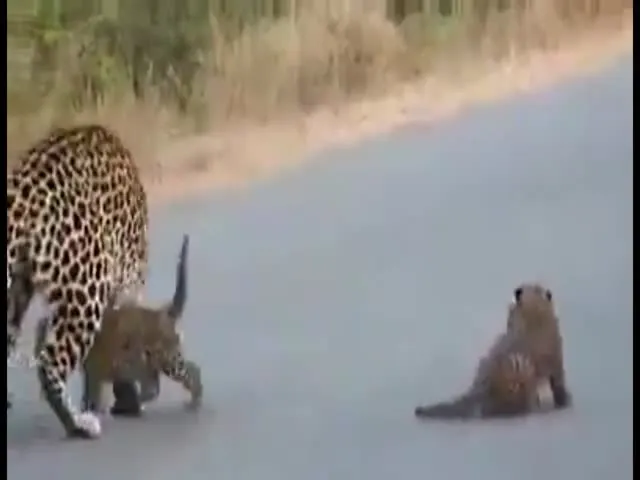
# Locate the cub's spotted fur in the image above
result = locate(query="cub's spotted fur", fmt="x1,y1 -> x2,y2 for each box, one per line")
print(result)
414,284 -> 570,420
415,332 -> 552,419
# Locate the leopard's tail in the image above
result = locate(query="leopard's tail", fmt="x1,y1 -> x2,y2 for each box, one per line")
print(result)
165,234 -> 189,322
414,392 -> 483,420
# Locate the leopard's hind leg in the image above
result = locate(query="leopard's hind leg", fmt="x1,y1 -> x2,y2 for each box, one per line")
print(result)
36,287 -> 106,439
7,245 -> 38,409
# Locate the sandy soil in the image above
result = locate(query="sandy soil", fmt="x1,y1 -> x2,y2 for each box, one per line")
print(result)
145,21 -> 633,205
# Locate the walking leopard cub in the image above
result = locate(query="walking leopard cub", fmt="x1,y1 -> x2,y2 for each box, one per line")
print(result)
33,234 -> 202,415
414,283 -> 571,420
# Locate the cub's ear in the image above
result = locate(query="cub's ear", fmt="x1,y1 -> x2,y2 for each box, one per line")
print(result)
513,287 -> 523,303
545,289 -> 553,301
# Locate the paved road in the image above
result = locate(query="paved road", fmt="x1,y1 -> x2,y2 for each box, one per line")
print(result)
8,55 -> 632,480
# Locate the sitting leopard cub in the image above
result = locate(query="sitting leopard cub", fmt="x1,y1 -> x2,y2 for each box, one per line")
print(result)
414,330 -> 552,419
34,234 -> 202,416
415,283 -> 570,420
505,283 -> 572,409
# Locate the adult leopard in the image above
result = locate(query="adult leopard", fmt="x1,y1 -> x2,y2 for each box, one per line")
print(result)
7,124 -> 149,439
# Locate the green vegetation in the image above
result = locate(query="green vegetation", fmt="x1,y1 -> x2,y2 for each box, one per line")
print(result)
7,0 -> 632,168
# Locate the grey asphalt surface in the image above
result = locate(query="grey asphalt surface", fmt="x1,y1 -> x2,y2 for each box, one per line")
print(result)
7,55 -> 633,480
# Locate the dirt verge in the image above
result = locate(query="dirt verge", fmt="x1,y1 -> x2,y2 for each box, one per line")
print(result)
146,21 -> 632,205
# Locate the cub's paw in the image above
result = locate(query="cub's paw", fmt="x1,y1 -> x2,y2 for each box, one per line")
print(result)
535,379 -> 555,412
185,391 -> 203,411
110,403 -> 144,418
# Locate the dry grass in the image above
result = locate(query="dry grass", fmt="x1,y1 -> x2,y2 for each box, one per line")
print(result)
7,0 -> 633,202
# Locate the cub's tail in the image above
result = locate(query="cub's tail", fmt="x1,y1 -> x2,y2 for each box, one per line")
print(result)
414,392 -> 481,420
166,234 -> 190,322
